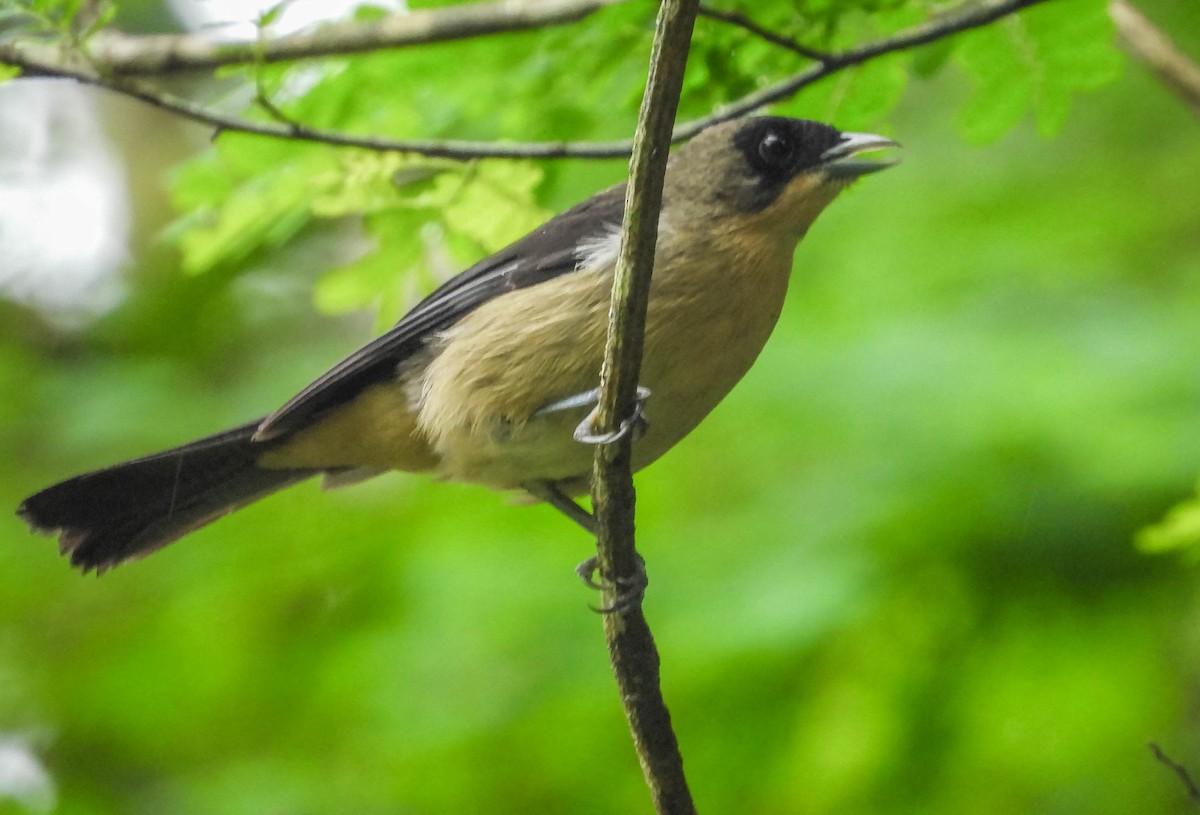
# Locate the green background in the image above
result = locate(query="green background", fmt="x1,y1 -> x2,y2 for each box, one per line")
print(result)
1,0 -> 1199,812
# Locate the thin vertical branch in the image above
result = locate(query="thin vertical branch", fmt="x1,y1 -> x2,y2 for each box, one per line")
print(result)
587,0 -> 699,811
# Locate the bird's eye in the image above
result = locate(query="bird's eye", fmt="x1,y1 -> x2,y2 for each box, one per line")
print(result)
757,131 -> 794,170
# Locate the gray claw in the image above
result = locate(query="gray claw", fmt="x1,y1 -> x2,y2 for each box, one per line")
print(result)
573,386 -> 650,446
576,553 -> 647,614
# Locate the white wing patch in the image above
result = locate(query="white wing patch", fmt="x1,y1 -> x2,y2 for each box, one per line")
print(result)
574,223 -> 623,273
572,212 -> 678,274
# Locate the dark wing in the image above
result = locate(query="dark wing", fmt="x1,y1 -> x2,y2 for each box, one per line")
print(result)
254,184 -> 625,440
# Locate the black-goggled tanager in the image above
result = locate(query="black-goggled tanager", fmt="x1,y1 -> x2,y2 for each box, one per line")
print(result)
18,116 -> 899,573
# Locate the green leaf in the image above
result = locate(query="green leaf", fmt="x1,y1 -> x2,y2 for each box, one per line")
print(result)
1137,490 -> 1200,553
783,54 -> 908,130
1024,0 -> 1124,136
257,1 -> 285,28
911,36 -> 955,79
955,0 -> 1123,144
175,162 -> 317,275
313,209 -> 426,321
311,159 -> 548,324
309,153 -> 455,218
955,21 -> 1032,144
442,161 -> 549,252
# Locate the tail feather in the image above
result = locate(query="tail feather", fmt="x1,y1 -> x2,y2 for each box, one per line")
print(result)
18,420 -> 319,573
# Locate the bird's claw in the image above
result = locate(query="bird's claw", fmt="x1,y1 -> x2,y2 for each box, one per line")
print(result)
573,386 -> 651,445
575,553 -> 647,614
575,556 -> 607,590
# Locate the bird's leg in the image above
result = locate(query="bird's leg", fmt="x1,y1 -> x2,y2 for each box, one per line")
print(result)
522,480 -> 646,612
528,387 -> 651,610
523,480 -> 595,534
535,386 -> 651,445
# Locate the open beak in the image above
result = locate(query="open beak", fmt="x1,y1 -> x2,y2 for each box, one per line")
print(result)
820,132 -> 901,179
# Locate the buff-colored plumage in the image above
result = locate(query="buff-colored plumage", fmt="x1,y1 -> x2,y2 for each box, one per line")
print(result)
20,116 -> 897,571
263,132 -> 845,493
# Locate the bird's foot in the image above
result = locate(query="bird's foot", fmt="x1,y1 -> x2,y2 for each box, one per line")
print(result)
572,386 -> 651,445
576,553 -> 647,614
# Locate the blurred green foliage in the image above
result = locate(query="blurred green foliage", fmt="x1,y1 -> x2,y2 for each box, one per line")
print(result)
2,0 -> 1200,813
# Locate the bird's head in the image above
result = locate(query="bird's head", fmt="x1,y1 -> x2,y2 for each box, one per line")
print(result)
665,116 -> 899,247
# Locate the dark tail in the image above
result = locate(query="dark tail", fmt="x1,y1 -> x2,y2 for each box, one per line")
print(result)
17,420 -> 319,573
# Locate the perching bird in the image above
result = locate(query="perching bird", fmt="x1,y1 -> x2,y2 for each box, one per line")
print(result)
18,116 -> 898,573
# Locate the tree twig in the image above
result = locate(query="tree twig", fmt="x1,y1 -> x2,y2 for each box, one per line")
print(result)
13,0 -> 626,76
1109,0 -> 1200,118
696,3 -> 830,62
1149,742 -> 1200,805
675,0 -> 1050,138
0,0 -> 1054,160
587,0 -> 698,810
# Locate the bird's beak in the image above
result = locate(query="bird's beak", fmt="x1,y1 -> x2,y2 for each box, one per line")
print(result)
819,132 -> 901,179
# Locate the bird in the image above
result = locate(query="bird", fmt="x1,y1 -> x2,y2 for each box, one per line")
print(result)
18,115 -> 898,573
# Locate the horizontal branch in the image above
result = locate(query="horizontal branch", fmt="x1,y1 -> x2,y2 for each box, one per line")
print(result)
13,0 -> 626,76
0,0 -> 1053,160
675,0 -> 1052,138
1,55 -> 634,159
696,5 -> 829,62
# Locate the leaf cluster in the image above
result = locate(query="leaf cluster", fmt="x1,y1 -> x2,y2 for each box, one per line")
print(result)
148,0 -> 1129,329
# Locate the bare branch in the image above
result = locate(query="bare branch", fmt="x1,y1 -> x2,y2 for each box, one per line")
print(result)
1149,742 -> 1200,805
697,3 -> 830,62
0,46 -> 632,159
676,0 -> 1052,138
0,0 -> 1053,160
15,0 -> 626,76
1109,0 -> 1200,118
588,0 -> 699,809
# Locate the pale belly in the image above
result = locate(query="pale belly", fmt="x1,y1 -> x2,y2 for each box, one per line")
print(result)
420,245 -> 793,492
